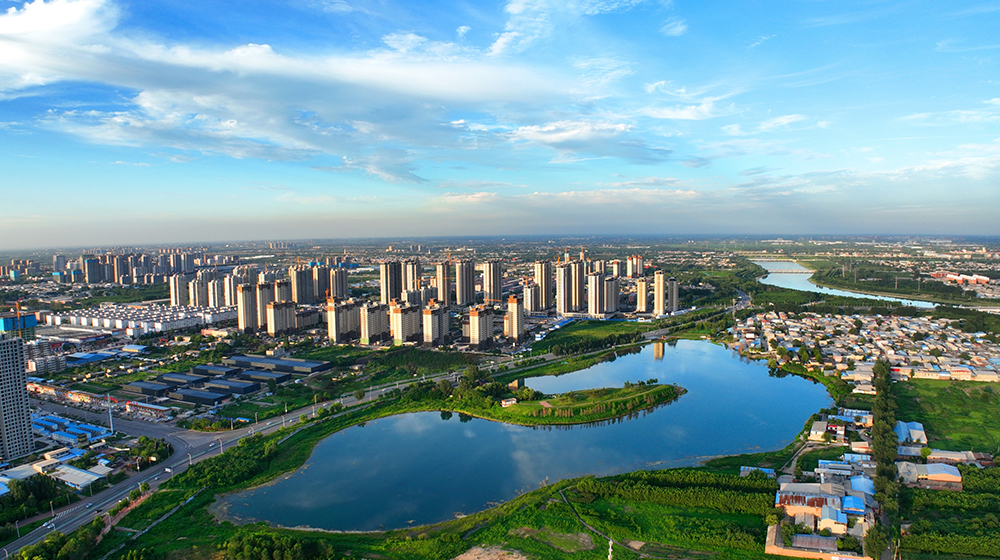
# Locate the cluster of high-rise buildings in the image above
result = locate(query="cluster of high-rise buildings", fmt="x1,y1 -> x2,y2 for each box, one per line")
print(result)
325,255 -> 679,351
48,249 -> 230,285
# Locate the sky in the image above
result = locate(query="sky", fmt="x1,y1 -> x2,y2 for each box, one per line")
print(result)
1,0 -> 999,249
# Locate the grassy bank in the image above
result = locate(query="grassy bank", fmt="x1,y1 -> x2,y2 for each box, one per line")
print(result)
532,320 -> 657,354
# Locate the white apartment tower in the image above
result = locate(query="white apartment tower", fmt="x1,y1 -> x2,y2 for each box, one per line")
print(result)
669,277 -> 679,314
533,260 -> 553,309
503,295 -> 525,343
236,283 -> 258,332
455,259 -> 476,306
587,272 -> 605,317
379,261 -> 403,305
255,283 -> 275,331
328,298 -> 361,343
389,300 -> 421,345
482,259 -> 503,304
267,301 -> 296,337
555,264 -> 572,316
169,274 -> 188,307
636,278 -> 649,313
434,262 -> 451,307
468,305 -> 493,350
0,335 -> 33,461
329,268 -> 349,299
653,271 -> 666,317
359,302 -> 390,345
422,300 -> 448,347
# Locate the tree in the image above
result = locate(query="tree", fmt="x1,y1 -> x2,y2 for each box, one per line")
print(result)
436,379 -> 452,397
864,523 -> 889,559
353,389 -> 365,401
920,446 -> 932,459
267,379 -> 277,394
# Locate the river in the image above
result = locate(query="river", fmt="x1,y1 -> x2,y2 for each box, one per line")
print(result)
217,340 -> 831,531
754,261 -> 935,308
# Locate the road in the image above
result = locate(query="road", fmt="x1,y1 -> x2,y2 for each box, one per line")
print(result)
8,398 -> 332,555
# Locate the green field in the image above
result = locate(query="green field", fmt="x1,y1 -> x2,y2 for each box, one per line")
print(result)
532,320 -> 657,354
894,380 -> 1000,451
796,446 -> 848,472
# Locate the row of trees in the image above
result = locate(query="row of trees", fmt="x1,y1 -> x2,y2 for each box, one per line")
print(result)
171,434 -> 277,489
15,517 -> 105,560
865,359 -> 898,559
577,477 -> 775,516
225,530 -> 337,560
619,468 -> 779,494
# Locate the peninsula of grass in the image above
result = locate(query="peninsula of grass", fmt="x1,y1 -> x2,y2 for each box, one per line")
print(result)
532,319 -> 657,354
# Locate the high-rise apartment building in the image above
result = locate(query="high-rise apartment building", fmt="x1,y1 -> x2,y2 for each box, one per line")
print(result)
389,301 -> 421,345
627,255 -> 645,278
52,255 -> 66,272
609,260 -> 623,278
587,272 -> 605,317
468,305 -> 493,350
329,268 -> 349,299
328,298 -> 361,343
482,259 -> 503,304
636,278 -> 649,313
434,262 -> 450,307
169,274 -> 188,307
503,295 -> 525,343
533,261 -> 553,309
523,283 -> 540,312
188,279 -> 209,307
402,259 -> 421,292
379,261 -> 402,305
313,265 -> 330,302
207,279 -> 224,308
555,264 -> 572,316
604,276 -> 619,313
455,259 -> 475,306
359,303 -> 390,345
570,260 -> 585,312
255,283 -> 275,330
274,279 -> 292,302
0,335 -> 32,461
267,301 -> 296,337
236,284 -> 258,332
82,257 -> 102,284
653,271 -> 666,317
289,266 -> 314,305
422,300 -> 448,347
669,277 -> 679,314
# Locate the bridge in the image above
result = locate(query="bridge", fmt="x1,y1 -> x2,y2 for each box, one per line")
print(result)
765,269 -> 813,274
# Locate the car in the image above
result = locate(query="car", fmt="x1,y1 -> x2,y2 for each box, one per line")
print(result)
208,443 -> 215,447
86,503 -> 93,508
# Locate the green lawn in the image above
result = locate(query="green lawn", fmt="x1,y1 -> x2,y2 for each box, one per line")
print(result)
894,380 -> 1000,451
796,446 -> 848,472
532,320 -> 657,354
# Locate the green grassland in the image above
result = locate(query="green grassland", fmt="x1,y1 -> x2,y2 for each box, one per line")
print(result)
531,320 -> 657,354
894,380 -> 1000,451
796,446 -> 849,472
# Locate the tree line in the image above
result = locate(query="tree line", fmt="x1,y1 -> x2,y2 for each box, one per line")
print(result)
577,477 -> 775,516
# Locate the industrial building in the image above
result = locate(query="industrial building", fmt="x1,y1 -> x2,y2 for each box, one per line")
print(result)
223,355 -> 330,374
203,379 -> 261,395
168,388 -> 228,406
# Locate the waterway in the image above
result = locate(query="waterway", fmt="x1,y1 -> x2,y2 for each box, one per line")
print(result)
218,340 -> 831,531
754,260 -> 935,308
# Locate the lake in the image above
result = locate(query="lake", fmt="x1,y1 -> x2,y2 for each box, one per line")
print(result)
218,340 -> 831,531
754,260 -> 935,308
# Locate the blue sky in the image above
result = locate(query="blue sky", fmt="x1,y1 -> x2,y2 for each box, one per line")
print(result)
1,0 -> 999,249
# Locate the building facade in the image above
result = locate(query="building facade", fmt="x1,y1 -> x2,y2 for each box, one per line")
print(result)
0,336 -> 32,461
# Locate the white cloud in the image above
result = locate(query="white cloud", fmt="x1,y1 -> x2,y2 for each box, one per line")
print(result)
508,120 -> 670,163
722,124 -> 746,136
642,96 -> 730,120
758,114 -> 807,131
574,57 -> 633,86
456,25 -> 470,38
659,17 -> 687,37
748,34 -> 775,48
488,0 -> 648,55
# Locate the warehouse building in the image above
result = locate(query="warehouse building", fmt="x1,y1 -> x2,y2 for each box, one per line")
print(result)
123,381 -> 171,396
238,369 -> 291,384
168,388 -> 228,406
223,355 -> 330,374
203,379 -> 260,395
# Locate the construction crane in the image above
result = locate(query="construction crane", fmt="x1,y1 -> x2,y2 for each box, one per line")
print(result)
14,298 -> 24,339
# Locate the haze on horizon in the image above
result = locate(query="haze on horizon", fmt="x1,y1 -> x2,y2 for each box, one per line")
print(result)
1,0 -> 998,250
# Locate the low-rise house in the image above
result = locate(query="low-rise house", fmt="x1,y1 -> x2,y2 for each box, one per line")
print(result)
897,461 -> 963,491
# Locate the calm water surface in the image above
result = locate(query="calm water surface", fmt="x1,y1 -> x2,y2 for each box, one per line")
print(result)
754,260 -> 934,308
221,340 -> 831,531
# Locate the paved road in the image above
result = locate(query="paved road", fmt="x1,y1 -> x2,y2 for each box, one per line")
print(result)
7,398 -> 332,556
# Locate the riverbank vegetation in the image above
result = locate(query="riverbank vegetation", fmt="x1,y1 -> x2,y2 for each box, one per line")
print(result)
531,320 -> 656,354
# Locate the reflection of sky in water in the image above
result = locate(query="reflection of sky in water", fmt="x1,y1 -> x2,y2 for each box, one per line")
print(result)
222,340 -> 831,531
753,260 -> 934,308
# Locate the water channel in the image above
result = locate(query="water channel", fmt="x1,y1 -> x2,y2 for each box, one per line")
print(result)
218,340 -> 831,531
754,260 -> 935,308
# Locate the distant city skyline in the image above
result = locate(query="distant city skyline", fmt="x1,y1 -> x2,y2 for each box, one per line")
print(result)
2,0 -> 999,249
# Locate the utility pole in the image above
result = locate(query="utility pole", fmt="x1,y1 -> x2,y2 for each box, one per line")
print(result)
187,453 -> 192,466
